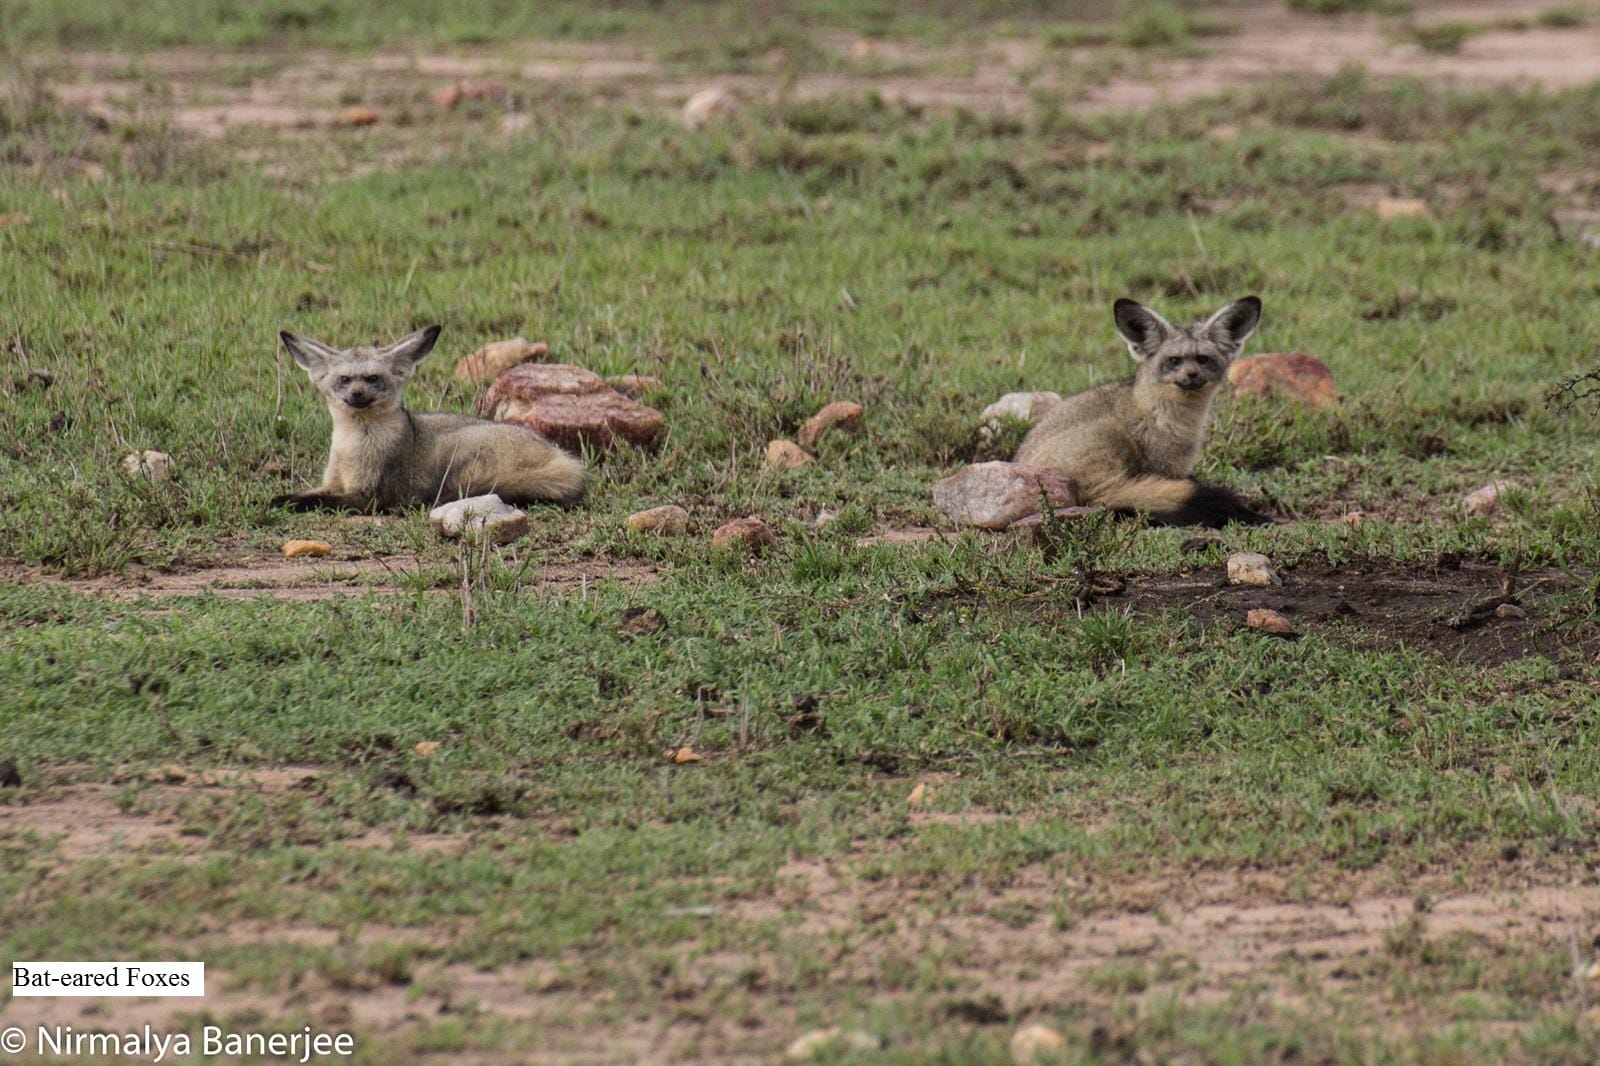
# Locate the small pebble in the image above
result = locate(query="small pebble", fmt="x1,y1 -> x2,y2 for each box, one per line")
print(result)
1010,1024 -> 1068,1064
121,450 -> 173,483
712,517 -> 776,553
1463,480 -> 1511,518
765,439 -> 814,470
1495,603 -> 1526,620
625,505 -> 690,536
784,1028 -> 882,1061
796,401 -> 864,450
1246,608 -> 1296,637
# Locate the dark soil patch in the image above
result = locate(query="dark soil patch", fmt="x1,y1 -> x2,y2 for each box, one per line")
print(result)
1116,558 -> 1598,667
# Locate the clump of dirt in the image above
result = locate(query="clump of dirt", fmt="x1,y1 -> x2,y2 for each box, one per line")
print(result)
1113,556 -> 1598,666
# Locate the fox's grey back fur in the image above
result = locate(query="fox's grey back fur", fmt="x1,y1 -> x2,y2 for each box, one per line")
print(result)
274,325 -> 585,512
1015,296 -> 1268,527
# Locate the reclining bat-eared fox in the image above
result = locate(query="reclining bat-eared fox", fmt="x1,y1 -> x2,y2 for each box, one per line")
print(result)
271,325 -> 586,512
1015,296 -> 1272,528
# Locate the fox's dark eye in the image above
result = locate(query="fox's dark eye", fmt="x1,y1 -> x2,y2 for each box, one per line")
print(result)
363,375 -> 382,385
1194,355 -> 1211,367
336,375 -> 352,387
1165,358 -> 1182,370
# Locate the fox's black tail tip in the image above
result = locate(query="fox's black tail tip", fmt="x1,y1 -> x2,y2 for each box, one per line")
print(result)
1165,483 -> 1273,529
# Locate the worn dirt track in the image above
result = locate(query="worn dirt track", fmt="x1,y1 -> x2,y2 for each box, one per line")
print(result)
35,0 -> 1600,139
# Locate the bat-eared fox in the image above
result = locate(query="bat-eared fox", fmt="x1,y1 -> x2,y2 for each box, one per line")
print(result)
1015,296 -> 1271,528
272,325 -> 585,512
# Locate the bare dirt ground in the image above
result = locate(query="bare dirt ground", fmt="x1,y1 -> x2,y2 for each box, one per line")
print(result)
1114,557 -> 1600,666
0,553 -> 659,600
34,0 -> 1600,138
7,769 -> 1600,1059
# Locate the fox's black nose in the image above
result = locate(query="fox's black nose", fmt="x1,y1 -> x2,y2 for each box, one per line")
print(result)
347,392 -> 374,408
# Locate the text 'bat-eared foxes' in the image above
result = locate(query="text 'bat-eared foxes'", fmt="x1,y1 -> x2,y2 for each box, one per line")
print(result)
272,325 -> 586,512
1015,296 -> 1272,528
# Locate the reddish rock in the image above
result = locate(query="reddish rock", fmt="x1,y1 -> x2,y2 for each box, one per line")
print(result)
480,363 -> 665,450
433,81 -> 506,111
335,106 -> 380,127
932,462 -> 1076,531
796,401 -> 864,450
712,517 -> 776,553
765,439 -> 813,470
1246,608 -> 1296,637
454,337 -> 549,382
1228,352 -> 1337,408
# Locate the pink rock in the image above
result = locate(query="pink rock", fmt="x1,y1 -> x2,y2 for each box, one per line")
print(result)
712,517 -> 775,553
1228,352 -> 1337,408
480,363 -> 665,450
932,462 -> 1077,531
796,401 -> 864,450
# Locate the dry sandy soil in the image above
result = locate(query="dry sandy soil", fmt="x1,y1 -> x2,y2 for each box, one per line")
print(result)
5,765 -> 1600,1059
35,0 -> 1600,138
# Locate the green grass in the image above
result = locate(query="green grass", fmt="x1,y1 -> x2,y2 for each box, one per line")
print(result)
4,17 -> 1600,1062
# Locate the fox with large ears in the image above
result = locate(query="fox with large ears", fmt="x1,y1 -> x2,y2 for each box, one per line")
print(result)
271,325 -> 586,512
1015,296 -> 1271,528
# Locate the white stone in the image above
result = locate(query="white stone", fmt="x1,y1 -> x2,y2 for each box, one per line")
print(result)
120,450 -> 173,482
1010,1024 -> 1068,1064
428,493 -> 529,544
1463,480 -> 1512,518
682,87 -> 739,129
784,1028 -> 882,1061
1226,551 -> 1280,587
980,391 -> 1061,431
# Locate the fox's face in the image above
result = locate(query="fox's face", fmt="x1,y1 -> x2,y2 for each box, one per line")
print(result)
1115,297 -> 1261,396
280,326 -> 441,417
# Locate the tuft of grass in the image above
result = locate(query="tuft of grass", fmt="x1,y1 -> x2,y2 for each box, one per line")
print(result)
1536,5 -> 1589,28
1287,0 -> 1408,12
1399,20 -> 1484,53
1118,1 -> 1233,49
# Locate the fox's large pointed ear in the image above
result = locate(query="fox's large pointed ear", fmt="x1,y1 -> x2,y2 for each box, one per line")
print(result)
280,331 -> 339,372
1202,296 -> 1262,351
1112,298 -> 1175,361
382,325 -> 442,369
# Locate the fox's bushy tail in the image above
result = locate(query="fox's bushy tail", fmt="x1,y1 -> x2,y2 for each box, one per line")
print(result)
1096,475 -> 1270,528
